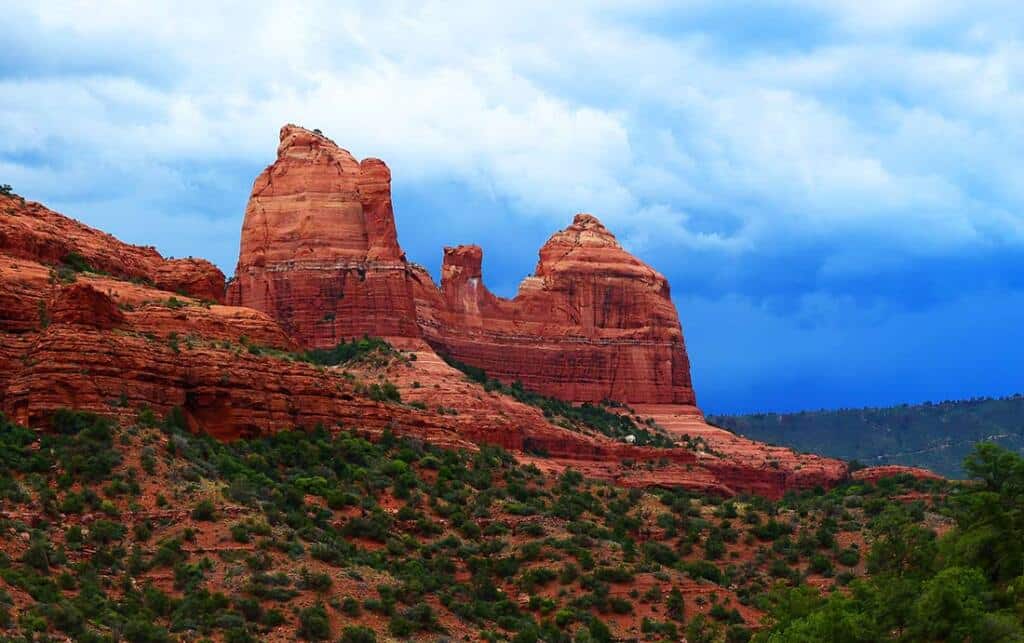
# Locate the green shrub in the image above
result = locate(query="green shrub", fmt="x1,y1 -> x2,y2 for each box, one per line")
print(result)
367,381 -> 401,403
643,541 -> 679,566
642,617 -> 679,638
683,561 -> 722,584
666,587 -> 685,621
340,596 -> 361,616
230,523 -> 251,543
60,251 -> 94,274
300,336 -> 396,366
191,499 -> 216,521
297,604 -> 331,640
388,603 -> 440,636
704,531 -> 726,560
837,547 -> 860,567
339,625 -> 377,643
89,519 -> 126,544
809,553 -> 833,576
298,568 -> 333,593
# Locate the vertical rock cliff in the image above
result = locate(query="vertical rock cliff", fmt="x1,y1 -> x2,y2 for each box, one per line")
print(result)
226,125 -> 420,344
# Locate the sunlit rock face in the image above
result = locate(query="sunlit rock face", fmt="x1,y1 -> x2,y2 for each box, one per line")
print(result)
229,125 -> 698,409
417,214 -> 698,406
227,125 -> 419,344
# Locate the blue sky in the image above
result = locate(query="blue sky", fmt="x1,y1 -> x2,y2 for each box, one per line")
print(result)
2,1 -> 1023,414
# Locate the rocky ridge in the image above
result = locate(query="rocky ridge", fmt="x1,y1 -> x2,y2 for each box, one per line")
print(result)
0,123 -> 857,498
0,196 -> 224,301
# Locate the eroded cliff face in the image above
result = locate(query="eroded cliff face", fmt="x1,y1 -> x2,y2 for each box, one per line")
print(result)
0,227 -> 463,448
226,125 -> 419,344
418,215 -> 696,405
229,125 -> 698,408
0,195 -> 225,302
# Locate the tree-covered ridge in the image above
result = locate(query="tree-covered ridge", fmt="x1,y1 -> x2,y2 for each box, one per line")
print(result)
0,408 -> 973,641
710,394 -> 1024,478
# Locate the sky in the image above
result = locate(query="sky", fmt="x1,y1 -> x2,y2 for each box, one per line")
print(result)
2,1 -> 1023,414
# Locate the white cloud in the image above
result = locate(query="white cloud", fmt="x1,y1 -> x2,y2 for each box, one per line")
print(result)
2,0 -> 1024,278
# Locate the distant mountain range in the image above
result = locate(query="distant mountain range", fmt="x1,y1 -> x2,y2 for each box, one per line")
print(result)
710,394 -> 1024,478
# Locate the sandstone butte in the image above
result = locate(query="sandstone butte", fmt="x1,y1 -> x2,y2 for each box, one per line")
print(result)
0,124 -> 882,498
228,125 -> 695,407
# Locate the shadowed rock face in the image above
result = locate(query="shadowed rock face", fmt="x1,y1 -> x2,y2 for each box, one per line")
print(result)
229,125 -> 698,408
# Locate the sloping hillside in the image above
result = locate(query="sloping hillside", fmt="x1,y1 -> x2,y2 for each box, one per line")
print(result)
0,409 -> 950,641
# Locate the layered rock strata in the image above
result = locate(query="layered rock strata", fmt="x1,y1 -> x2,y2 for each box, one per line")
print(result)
0,195 -> 225,301
417,215 -> 695,405
0,252 -> 464,448
229,125 -> 697,407
226,126 -> 419,343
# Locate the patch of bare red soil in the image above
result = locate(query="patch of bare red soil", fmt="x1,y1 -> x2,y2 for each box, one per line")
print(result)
852,465 -> 944,484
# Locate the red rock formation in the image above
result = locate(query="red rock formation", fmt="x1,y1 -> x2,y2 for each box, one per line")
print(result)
226,125 -> 419,344
48,283 -> 126,329
418,215 -> 696,405
0,127 -> 858,499
852,466 -> 943,484
229,125 -> 698,408
0,194 -> 225,301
